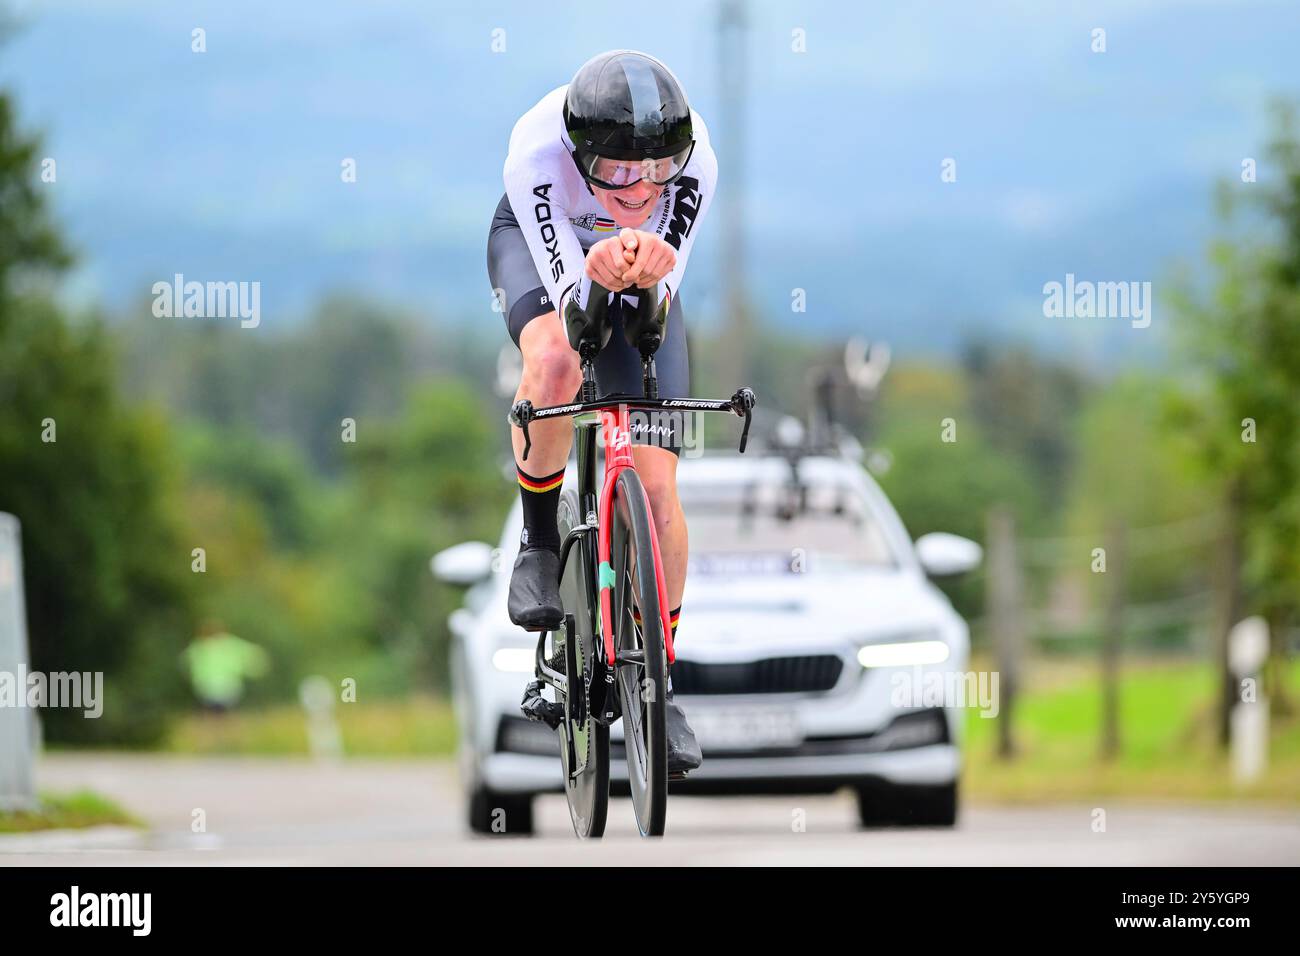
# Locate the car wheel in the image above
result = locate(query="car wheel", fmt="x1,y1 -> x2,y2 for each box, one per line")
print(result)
854,781 -> 958,828
467,784 -> 534,835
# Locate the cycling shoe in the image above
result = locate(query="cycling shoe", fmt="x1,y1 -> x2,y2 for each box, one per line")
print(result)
508,547 -> 563,631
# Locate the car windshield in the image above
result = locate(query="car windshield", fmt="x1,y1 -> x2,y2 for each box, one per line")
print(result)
679,477 -> 897,575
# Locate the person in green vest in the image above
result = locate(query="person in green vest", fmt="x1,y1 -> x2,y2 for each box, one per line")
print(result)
183,621 -> 269,712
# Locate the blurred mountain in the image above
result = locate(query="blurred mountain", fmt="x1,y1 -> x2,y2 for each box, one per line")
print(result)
3,0 -> 1297,362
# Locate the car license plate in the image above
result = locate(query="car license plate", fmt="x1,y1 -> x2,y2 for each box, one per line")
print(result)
688,707 -> 803,751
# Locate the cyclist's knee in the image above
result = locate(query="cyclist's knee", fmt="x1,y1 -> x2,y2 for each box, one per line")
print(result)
519,314 -> 581,401
634,450 -> 680,517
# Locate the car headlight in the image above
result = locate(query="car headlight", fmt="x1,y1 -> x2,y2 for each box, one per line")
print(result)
491,647 -> 535,673
855,635 -> 950,668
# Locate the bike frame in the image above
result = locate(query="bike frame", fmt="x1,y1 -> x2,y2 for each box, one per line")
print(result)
589,402 -> 675,667
513,319 -> 753,682
524,390 -> 751,668
551,400 -> 675,668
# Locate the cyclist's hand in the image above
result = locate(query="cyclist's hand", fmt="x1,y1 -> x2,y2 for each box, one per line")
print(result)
618,229 -> 676,289
585,235 -> 637,291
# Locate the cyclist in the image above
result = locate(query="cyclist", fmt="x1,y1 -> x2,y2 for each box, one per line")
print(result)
487,50 -> 716,773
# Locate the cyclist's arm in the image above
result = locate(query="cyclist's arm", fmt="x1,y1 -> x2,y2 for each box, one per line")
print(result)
657,127 -> 718,305
503,160 -> 586,317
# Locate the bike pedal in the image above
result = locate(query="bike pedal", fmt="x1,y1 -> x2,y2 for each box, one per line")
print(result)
519,680 -> 564,729
668,770 -> 690,781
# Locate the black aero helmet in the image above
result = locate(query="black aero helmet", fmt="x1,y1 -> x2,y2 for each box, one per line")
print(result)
564,50 -> 695,190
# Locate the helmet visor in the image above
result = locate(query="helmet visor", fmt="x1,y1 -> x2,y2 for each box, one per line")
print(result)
578,143 -> 694,190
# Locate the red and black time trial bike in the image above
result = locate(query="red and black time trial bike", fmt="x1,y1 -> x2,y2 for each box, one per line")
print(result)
511,281 -> 754,838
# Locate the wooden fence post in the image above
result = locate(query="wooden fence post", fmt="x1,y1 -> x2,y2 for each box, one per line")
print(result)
987,506 -> 1025,760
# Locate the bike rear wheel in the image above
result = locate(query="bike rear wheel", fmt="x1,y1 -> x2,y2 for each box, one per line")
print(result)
555,488 -> 609,838
610,469 -> 668,837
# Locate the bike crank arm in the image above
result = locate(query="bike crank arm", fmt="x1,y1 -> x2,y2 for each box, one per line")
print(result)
533,629 -> 566,692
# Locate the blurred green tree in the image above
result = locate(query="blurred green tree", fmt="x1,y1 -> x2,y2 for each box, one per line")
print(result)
961,342 -> 1086,519
0,93 -> 69,306
872,362 -> 1037,625
0,92 -> 196,743
115,294 -> 504,478
875,363 -> 1038,544
1170,102 -> 1300,734
339,381 -> 510,692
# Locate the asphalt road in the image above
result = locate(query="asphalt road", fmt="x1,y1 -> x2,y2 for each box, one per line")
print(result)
2,754 -> 1296,865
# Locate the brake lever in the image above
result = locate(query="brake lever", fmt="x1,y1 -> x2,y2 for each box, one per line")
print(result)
731,386 -> 756,453
509,399 -> 534,461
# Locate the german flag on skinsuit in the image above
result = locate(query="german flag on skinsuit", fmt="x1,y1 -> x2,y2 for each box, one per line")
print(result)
517,466 -> 564,493
569,213 -> 617,233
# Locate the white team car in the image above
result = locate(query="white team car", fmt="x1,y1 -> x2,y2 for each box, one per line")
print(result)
434,450 -> 980,835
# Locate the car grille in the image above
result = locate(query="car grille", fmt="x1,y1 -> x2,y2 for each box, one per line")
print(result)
495,716 -> 560,756
671,655 -> 843,695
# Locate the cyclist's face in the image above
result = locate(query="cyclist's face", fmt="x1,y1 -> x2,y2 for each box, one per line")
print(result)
591,178 -> 663,228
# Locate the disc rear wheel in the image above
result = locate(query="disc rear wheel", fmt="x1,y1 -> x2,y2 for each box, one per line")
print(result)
610,469 -> 668,837
555,489 -> 609,838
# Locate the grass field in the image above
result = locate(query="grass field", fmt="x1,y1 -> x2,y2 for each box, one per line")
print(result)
0,790 -> 140,834
165,694 -> 458,757
161,659 -> 1300,804
961,656 -> 1300,804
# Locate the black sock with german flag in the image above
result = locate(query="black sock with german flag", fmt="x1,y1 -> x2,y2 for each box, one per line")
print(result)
633,605 -> 682,637
636,605 -> 683,696
517,465 -> 565,555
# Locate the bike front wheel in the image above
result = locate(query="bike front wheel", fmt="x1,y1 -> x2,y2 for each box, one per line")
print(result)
610,469 -> 668,837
